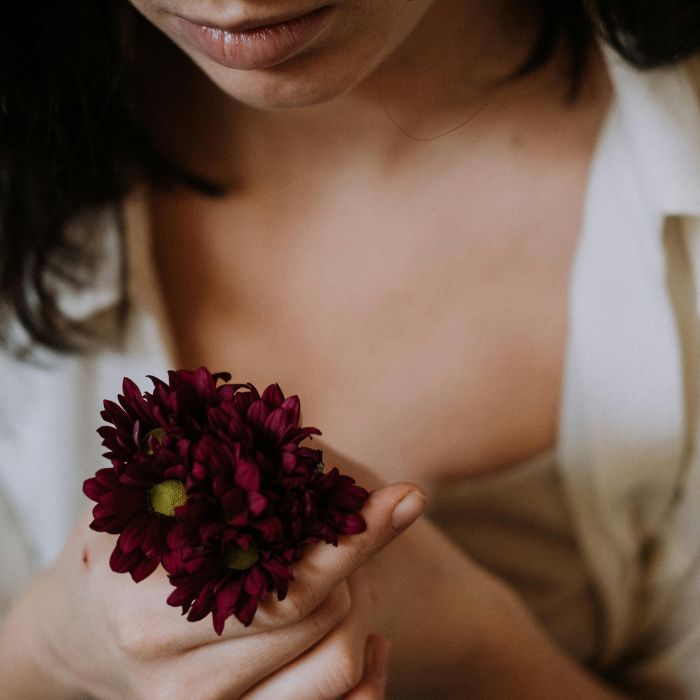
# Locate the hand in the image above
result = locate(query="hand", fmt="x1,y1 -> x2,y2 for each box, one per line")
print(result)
344,635 -> 391,700
2,482 -> 424,700
242,577 -> 391,700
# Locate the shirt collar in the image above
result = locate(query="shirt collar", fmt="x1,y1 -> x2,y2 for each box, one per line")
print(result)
602,46 -> 700,217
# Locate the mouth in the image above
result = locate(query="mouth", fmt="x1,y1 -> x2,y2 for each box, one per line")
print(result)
180,5 -> 333,34
173,5 -> 335,71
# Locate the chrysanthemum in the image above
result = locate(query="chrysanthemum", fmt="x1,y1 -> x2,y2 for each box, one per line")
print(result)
84,368 -> 370,633
97,368 -> 235,466
306,467 -> 370,545
164,516 -> 296,633
83,448 -> 188,581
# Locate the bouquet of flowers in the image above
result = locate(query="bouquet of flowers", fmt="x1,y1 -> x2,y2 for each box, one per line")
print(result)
83,368 -> 369,634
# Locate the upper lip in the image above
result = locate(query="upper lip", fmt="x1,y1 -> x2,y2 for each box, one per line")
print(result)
174,5 -> 328,33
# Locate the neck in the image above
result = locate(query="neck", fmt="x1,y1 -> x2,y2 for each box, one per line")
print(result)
137,1 -> 548,187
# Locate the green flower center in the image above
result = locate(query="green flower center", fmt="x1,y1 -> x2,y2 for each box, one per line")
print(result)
149,480 -> 186,517
224,546 -> 259,571
144,428 -> 165,455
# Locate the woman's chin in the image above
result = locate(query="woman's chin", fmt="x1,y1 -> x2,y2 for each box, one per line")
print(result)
187,52 -> 372,111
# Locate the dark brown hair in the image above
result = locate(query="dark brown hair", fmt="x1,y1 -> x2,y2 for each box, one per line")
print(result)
1,0 -> 700,352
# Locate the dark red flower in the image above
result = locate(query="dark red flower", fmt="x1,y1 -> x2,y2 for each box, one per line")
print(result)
83,368 -> 370,633
307,468 -> 370,545
83,448 -> 188,581
164,518 -> 296,634
97,368 -> 234,467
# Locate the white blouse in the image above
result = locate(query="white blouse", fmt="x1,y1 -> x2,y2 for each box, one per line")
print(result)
2,45 -> 700,696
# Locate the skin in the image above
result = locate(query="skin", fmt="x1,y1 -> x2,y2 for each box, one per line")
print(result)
132,0 -> 589,482
0,484 -> 417,699
0,0 -> 636,698
126,0 -> 522,110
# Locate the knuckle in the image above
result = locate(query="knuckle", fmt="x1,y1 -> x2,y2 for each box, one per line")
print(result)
115,618 -> 160,660
350,538 -> 371,565
138,684 -> 167,700
142,684 -> 176,700
325,583 -> 352,626
282,588 -> 316,623
343,541 -> 372,576
307,585 -> 351,638
282,576 -> 351,626
320,645 -> 364,698
140,675 -> 193,700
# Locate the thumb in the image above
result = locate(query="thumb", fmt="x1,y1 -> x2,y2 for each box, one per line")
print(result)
294,483 -> 428,589
349,481 -> 429,556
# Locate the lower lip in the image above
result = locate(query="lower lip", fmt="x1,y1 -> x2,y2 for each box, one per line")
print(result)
176,6 -> 334,71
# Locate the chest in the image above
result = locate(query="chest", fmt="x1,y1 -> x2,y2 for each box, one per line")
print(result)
147,146 -> 593,486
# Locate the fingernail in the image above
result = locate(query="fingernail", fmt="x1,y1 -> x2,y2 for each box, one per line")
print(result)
391,490 -> 427,531
368,636 -> 391,679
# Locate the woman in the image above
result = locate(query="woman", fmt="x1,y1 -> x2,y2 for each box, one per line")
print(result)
1,0 -> 700,697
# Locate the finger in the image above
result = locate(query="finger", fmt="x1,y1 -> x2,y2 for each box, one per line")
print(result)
242,570 -> 373,700
165,580 -> 354,699
105,583 -> 352,700
255,483 -> 427,627
155,483 -> 426,639
85,485 -> 425,650
83,526 -> 302,650
344,635 -> 391,700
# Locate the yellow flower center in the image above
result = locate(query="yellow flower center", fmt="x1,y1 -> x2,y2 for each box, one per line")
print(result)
224,546 -> 259,571
149,480 -> 186,517
144,428 -> 165,455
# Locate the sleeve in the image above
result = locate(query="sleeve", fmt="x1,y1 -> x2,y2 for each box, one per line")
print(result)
0,485 -> 35,623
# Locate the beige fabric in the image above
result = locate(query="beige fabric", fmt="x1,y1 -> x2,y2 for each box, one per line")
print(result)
425,214 -> 700,698
427,449 -> 602,666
